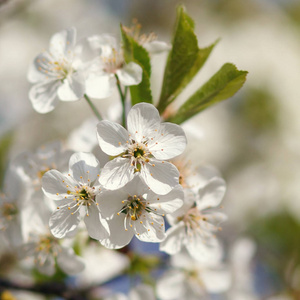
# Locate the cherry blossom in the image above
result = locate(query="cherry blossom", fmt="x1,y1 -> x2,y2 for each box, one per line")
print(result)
0,167 -> 30,247
80,34 -> 142,99
156,251 -> 231,300
28,28 -> 85,113
104,284 -> 156,300
97,102 -> 187,195
42,152 -> 108,240
98,176 -> 183,249
160,176 -> 227,261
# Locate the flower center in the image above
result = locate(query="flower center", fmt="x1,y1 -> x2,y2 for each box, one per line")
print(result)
133,147 -> 145,158
123,19 -> 158,45
37,56 -> 74,80
122,141 -> 152,172
102,48 -> 124,74
36,236 -> 57,253
181,207 -> 206,231
35,235 -> 60,265
120,195 -> 147,221
67,186 -> 95,205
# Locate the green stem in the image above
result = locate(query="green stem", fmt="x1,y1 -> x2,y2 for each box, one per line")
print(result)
115,74 -> 126,128
84,94 -> 102,121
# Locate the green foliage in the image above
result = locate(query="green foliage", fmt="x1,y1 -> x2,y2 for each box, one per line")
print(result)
248,211 -> 300,287
32,264 -> 68,283
167,63 -> 248,124
127,252 -> 161,284
0,132 -> 14,189
157,5 -> 217,114
235,88 -> 279,132
120,25 -> 152,105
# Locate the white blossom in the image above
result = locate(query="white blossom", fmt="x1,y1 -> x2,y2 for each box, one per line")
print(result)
122,21 -> 171,54
98,176 -> 183,249
19,234 -> 85,276
0,167 -> 28,247
104,284 -> 156,300
42,152 -> 109,240
76,240 -> 130,287
160,177 -> 227,262
156,251 -> 231,300
28,28 -> 85,113
97,102 -> 187,195
14,141 -> 73,190
81,34 -> 142,99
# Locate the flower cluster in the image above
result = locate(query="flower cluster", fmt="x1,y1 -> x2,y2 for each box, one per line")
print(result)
27,27 -> 169,114
0,7 -> 247,297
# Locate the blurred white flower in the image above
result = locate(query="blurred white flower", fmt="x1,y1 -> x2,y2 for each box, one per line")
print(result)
104,284 -> 156,300
97,102 -> 187,195
28,28 -> 86,113
98,176 -> 183,249
13,141 -> 73,191
122,20 -> 171,55
19,234 -> 84,276
160,177 -> 226,262
156,251 -> 231,300
0,166 -> 32,247
81,34 -> 142,99
42,152 -> 108,240
227,238 -> 258,300
76,242 -> 129,287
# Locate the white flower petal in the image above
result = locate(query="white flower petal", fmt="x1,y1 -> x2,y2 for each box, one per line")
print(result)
166,193 -> 194,225
4,216 -> 24,247
69,152 -> 100,184
141,160 -> 179,195
149,122 -> 187,160
200,267 -> 231,293
156,270 -> 186,300
96,189 -> 126,218
99,158 -> 134,190
49,27 -> 76,58
147,185 -> 184,214
202,212 -> 228,226
3,168 -> 24,201
85,73 -> 115,99
134,213 -> 165,242
84,202 -> 108,240
57,72 -> 85,101
97,120 -> 129,156
197,177 -> 226,210
17,242 -> 37,259
186,234 -> 223,263
42,170 -> 76,200
27,52 -> 54,83
120,174 -> 149,196
57,247 -> 85,275
36,252 -> 55,276
130,284 -> 156,300
143,40 -> 171,54
159,222 -> 186,255
29,80 -> 60,113
127,103 -> 161,142
101,214 -> 134,249
49,206 -> 81,238
116,62 -> 142,86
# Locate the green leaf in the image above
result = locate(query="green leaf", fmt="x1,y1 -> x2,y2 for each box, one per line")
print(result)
120,25 -> 152,105
167,63 -> 248,124
157,5 -> 217,113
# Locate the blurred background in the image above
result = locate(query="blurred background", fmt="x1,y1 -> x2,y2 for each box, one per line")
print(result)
1,0 -> 300,299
